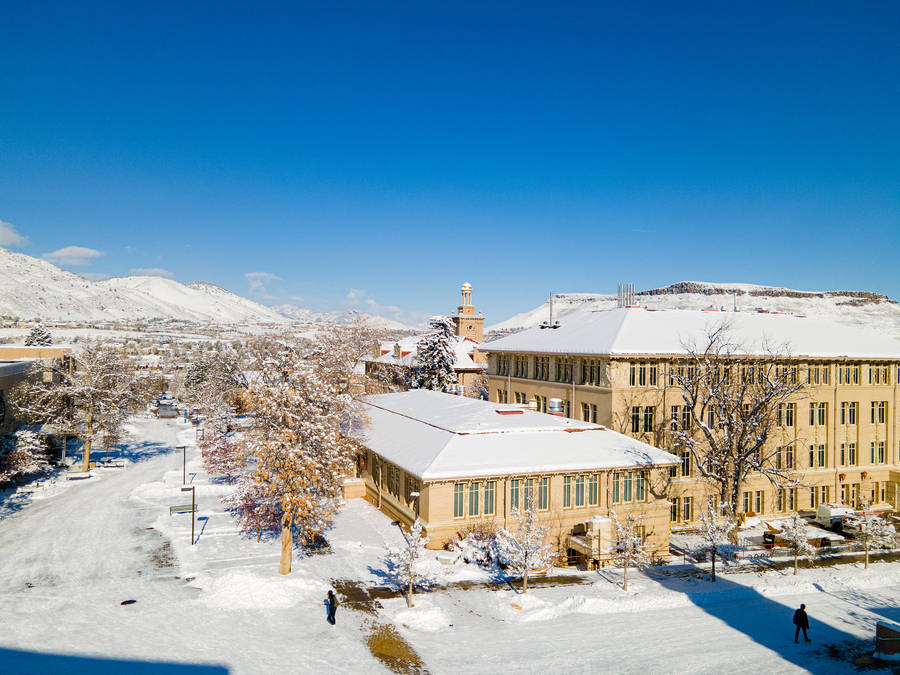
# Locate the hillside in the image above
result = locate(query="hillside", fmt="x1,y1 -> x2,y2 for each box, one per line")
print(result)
0,247 -> 287,324
488,282 -> 900,337
270,305 -> 412,330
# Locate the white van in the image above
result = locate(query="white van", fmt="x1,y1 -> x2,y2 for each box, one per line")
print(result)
814,503 -> 854,529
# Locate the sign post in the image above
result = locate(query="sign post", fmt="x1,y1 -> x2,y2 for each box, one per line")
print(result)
177,445 -> 187,484
181,486 -> 195,545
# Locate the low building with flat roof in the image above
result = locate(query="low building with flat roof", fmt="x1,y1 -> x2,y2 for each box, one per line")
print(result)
352,389 -> 678,563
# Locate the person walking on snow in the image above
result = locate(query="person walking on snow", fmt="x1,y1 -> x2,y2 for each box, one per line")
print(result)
793,603 -> 810,643
326,590 -> 338,625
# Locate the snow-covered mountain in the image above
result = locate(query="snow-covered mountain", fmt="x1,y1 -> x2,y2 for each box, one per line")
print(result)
488,281 -> 900,337
270,305 -> 412,330
0,247 -> 287,324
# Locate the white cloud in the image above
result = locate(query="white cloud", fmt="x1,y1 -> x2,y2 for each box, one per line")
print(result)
43,245 -> 104,266
130,267 -> 173,278
245,271 -> 282,300
0,220 -> 28,248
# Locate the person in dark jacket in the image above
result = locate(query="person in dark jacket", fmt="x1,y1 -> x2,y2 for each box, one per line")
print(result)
326,590 -> 338,625
793,604 -> 810,643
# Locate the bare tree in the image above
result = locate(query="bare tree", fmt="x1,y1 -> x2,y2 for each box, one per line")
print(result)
780,515 -> 816,576
10,344 -> 146,472
670,324 -> 806,521
494,497 -> 555,593
845,511 -> 896,569
385,518 -> 432,607
610,510 -> 650,591
694,502 -> 737,582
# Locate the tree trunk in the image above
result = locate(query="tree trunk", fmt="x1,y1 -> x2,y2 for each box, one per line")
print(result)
711,549 -> 717,582
623,561 -> 629,591
82,402 -> 94,472
408,573 -> 414,608
522,568 -> 529,593
865,544 -> 869,569
279,514 -> 293,575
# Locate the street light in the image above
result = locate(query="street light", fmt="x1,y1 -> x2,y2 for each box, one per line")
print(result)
177,445 -> 187,484
180,486 -> 196,545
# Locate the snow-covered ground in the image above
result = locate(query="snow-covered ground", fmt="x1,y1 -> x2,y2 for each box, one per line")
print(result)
1,417 -> 898,673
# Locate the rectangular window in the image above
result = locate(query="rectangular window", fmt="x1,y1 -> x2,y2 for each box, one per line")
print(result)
788,488 -> 795,511
523,478 -> 534,509
670,405 -> 679,431
848,442 -> 857,465
810,486 -> 819,509
818,444 -> 826,468
484,481 -> 496,516
631,407 -> 641,433
681,450 -> 692,477
648,364 -> 657,386
683,496 -> 692,522
588,474 -> 598,506
538,477 -> 549,510
877,441 -> 885,464
510,479 -> 520,511
670,497 -> 679,522
755,491 -> 763,514
777,488 -> 784,511
563,475 -> 572,508
453,483 -> 464,517
468,482 -> 480,516
643,406 -> 655,433
612,472 -> 621,503
681,406 -> 691,429
575,475 -> 585,507
743,491 -> 751,513
635,471 -> 646,501
785,445 -> 794,469
623,472 -> 633,502
785,403 -> 795,427
808,444 -> 814,468
809,403 -> 816,426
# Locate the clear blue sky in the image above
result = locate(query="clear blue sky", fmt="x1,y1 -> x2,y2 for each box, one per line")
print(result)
1,1 -> 898,325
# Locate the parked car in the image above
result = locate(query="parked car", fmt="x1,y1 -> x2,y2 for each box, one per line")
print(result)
157,403 -> 178,419
814,503 -> 855,530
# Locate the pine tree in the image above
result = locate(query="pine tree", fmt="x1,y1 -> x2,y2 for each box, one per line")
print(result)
845,512 -> 896,569
9,343 -> 145,472
494,497 -> 554,593
386,518 -> 433,607
780,515 -> 816,576
610,510 -> 650,591
412,316 -> 458,392
694,502 -> 737,582
23,324 -> 53,346
0,430 -> 51,482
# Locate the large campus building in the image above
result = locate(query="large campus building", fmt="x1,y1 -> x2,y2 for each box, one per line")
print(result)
353,389 -> 678,562
480,306 -> 900,528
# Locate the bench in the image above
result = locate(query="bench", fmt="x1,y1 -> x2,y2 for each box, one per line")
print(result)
66,471 -> 91,481
169,504 -> 197,515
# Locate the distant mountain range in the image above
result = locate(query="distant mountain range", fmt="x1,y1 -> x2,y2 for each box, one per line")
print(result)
488,281 -> 900,337
0,247 -> 410,328
269,304 -> 411,330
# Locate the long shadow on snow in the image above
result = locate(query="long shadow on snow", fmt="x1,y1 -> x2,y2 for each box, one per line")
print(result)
0,647 -> 228,675
649,564 -> 878,670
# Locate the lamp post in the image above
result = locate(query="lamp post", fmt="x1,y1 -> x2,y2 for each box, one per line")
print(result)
177,445 -> 187,484
181,485 -> 195,545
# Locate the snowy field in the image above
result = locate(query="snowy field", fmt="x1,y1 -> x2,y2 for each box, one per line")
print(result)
1,417 -> 898,674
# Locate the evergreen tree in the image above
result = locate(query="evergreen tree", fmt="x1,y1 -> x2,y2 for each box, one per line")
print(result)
0,430 -> 51,482
413,316 -> 458,392
23,324 -> 52,346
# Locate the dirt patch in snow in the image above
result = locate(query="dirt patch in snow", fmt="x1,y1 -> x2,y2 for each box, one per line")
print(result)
365,620 -> 428,674
150,541 -> 176,569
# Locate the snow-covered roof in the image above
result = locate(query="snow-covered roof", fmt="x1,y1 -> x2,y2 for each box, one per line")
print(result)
481,307 -> 900,359
371,335 -> 485,372
354,390 -> 678,480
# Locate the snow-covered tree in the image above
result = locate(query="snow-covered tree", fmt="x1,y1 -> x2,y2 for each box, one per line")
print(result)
693,502 -> 737,582
386,518 -> 433,607
412,316 -> 458,392
452,520 -> 500,567
845,511 -> 896,569
669,324 -> 807,524
0,429 -> 51,482
610,510 -> 650,591
23,324 -> 52,346
9,344 -> 146,472
200,430 -> 248,484
222,474 -> 282,542
241,339 -> 355,575
495,498 -> 554,592
183,349 -> 247,426
780,515 -> 816,576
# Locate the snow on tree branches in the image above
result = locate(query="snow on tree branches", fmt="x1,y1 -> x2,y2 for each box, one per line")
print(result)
0,430 -> 51,482
9,344 -> 146,472
385,518 -> 433,607
844,511 -> 896,569
610,510 -> 650,591
23,324 -> 52,346
199,430 -> 248,485
222,474 -> 282,542
779,515 -> 816,576
183,350 -> 247,426
412,316 -> 458,392
669,323 -> 807,521
495,498 -> 554,592
693,502 -> 737,581
240,339 -> 356,575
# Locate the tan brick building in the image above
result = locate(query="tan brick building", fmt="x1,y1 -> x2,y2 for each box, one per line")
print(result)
480,306 -> 900,528
352,389 -> 678,563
